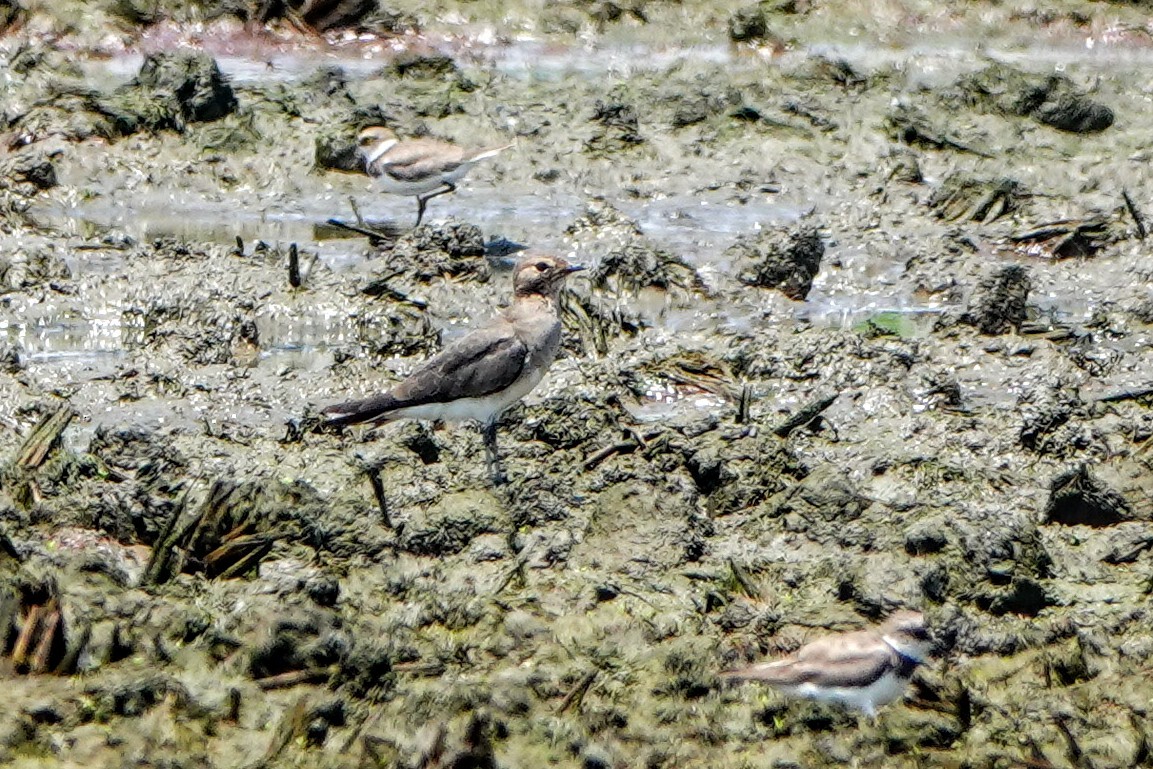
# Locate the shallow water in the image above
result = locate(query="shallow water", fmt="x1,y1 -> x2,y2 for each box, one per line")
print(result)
19,33 -> 1146,372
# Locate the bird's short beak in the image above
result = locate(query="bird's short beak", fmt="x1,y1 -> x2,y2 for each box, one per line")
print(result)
564,265 -> 586,274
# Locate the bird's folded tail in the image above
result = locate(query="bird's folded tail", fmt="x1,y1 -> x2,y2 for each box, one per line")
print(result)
466,143 -> 514,163
321,393 -> 401,428
718,663 -> 791,684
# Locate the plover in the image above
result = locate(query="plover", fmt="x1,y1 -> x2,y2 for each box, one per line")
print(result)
322,255 -> 583,485
722,610 -> 931,718
357,126 -> 512,227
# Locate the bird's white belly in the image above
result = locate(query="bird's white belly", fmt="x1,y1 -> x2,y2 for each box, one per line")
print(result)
784,672 -> 907,715
373,163 -> 474,196
373,175 -> 447,196
389,369 -> 544,425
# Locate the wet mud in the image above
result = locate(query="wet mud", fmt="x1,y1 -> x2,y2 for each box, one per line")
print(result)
3,1 -> 1153,767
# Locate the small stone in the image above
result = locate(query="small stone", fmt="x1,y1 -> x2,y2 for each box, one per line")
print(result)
305,576 -> 340,608
905,519 -> 948,555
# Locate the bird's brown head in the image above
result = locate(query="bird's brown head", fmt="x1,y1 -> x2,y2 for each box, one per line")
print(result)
357,126 -> 398,160
512,255 -> 584,299
882,610 -> 932,662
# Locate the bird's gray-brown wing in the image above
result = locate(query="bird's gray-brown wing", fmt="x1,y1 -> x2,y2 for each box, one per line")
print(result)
723,631 -> 896,688
369,139 -> 466,182
322,323 -> 528,427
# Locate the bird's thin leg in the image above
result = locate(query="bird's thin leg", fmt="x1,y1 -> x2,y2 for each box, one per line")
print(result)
423,182 -> 456,202
413,183 -> 457,227
481,421 -> 507,486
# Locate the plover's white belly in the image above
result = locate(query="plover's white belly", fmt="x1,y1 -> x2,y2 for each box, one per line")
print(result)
373,175 -> 448,196
388,369 -> 544,425
785,671 -> 908,715
374,163 -> 474,196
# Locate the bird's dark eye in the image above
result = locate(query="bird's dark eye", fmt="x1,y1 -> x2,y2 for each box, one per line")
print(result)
535,261 -> 549,272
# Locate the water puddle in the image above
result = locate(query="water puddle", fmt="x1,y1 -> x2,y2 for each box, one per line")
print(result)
15,33 -> 1145,378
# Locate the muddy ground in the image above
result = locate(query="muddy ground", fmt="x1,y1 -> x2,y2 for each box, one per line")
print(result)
2,1 -> 1153,767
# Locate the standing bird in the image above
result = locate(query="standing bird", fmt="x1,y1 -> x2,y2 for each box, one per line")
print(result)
357,126 -> 512,227
322,255 -> 583,485
721,611 -> 932,718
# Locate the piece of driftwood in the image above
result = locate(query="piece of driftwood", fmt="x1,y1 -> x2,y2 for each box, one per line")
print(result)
773,394 -> 837,437
15,405 -> 73,469
1122,189 -> 1146,239
287,243 -> 302,287
557,670 -> 598,714
1011,218 -> 1110,259
325,217 -> 400,246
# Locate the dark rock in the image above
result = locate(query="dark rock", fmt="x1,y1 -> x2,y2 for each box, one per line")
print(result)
594,584 -> 620,602
953,62 -> 1113,133
0,343 -> 24,374
715,599 -> 758,631
667,83 -> 743,128
583,748 -> 613,769
0,151 -> 57,194
304,717 -> 329,747
23,704 -> 63,725
729,221 -> 825,300
905,518 -> 949,555
587,101 -> 644,154
131,51 -> 237,124
390,52 -> 458,79
978,576 -> 1049,616
960,265 -> 1031,335
728,4 -> 771,42
311,699 -> 346,729
306,576 -> 341,607
796,56 -> 870,89
1044,464 -> 1131,527
249,615 -> 347,680
95,87 -> 183,134
1046,638 -> 1095,686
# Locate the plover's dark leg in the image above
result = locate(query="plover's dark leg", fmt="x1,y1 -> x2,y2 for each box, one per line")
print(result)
481,421 -> 507,486
414,183 -> 457,227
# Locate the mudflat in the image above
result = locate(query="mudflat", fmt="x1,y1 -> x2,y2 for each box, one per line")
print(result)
2,1 -> 1152,767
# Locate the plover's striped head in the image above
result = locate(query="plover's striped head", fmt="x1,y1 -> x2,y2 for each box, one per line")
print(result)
512,255 -> 584,299
357,126 -> 399,163
881,610 -> 931,662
